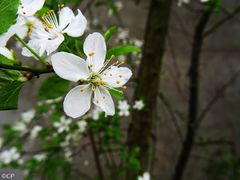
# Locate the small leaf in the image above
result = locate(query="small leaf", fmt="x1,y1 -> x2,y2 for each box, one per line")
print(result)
39,75 -> 70,100
0,68 -> 25,110
109,88 -> 124,100
0,54 -> 14,65
0,0 -> 19,35
104,26 -> 118,41
107,45 -> 141,59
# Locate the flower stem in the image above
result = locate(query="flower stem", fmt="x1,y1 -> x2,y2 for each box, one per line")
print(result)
14,34 -> 48,65
0,63 -> 53,75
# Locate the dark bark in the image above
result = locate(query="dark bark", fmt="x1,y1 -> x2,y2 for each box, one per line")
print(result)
126,0 -> 172,179
172,7 -> 213,180
89,131 -> 104,180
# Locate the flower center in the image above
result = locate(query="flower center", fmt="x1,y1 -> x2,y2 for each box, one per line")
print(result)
87,73 -> 106,88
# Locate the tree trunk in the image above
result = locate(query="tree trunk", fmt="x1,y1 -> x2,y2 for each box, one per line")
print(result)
126,0 -> 172,179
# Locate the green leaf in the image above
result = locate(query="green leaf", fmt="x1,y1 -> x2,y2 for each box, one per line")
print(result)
0,0 -> 19,35
0,54 -> 14,65
0,68 -> 25,110
104,26 -> 118,41
109,88 -> 124,100
39,75 -> 70,100
107,45 -> 141,59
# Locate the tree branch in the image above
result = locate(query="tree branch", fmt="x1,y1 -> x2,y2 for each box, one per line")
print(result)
0,63 -> 53,75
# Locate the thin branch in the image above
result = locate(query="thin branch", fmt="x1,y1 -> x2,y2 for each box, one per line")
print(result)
197,70 -> 240,127
158,92 -> 184,142
203,6 -> 240,37
89,131 -> 105,180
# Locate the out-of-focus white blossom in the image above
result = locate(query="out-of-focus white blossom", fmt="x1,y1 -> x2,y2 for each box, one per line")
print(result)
64,149 -> 72,162
13,122 -> 27,132
77,121 -> 87,133
178,0 -> 208,6
132,39 -> 143,48
53,117 -> 72,133
21,109 -> 35,123
84,160 -> 89,166
30,125 -> 42,139
34,153 -> 46,161
133,100 -> 145,110
108,1 -> 123,16
88,107 -> 102,120
0,148 -> 20,164
118,100 -> 130,117
117,28 -> 129,42
138,172 -> 151,180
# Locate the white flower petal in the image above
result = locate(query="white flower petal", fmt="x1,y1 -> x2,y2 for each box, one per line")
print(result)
18,0 -> 45,16
45,33 -> 65,55
0,23 -> 27,47
93,86 -> 115,116
63,10 -> 87,37
59,7 -> 75,30
51,52 -> 89,82
64,85 -> 92,118
0,47 -> 12,60
22,31 -> 64,57
102,66 -> 132,87
84,32 -> 106,72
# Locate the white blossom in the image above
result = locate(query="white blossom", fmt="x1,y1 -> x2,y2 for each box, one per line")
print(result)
108,1 -> 123,16
51,32 -> 132,118
0,148 -> 20,164
64,149 -> 72,162
0,47 -> 14,60
88,107 -> 102,120
0,0 -> 45,46
34,153 -> 46,161
77,121 -> 87,133
21,109 -> 35,123
13,122 -> 27,132
118,100 -> 130,117
178,0 -> 208,6
30,125 -> 42,139
23,6 -> 87,57
117,28 -> 129,41
53,117 -> 72,133
133,100 -> 144,110
138,172 -> 151,180
83,160 -> 89,166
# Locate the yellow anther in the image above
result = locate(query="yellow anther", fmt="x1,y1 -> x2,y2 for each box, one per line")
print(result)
89,52 -> 95,56
79,78 -> 84,82
96,100 -> 99,104
103,96 -> 106,99
23,12 -> 26,15
110,74 -> 112,76
58,3 -> 65,7
111,55 -> 115,59
80,89 -> 84,92
116,81 -> 120,84
119,75 -> 123,78
122,86 -> 127,89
